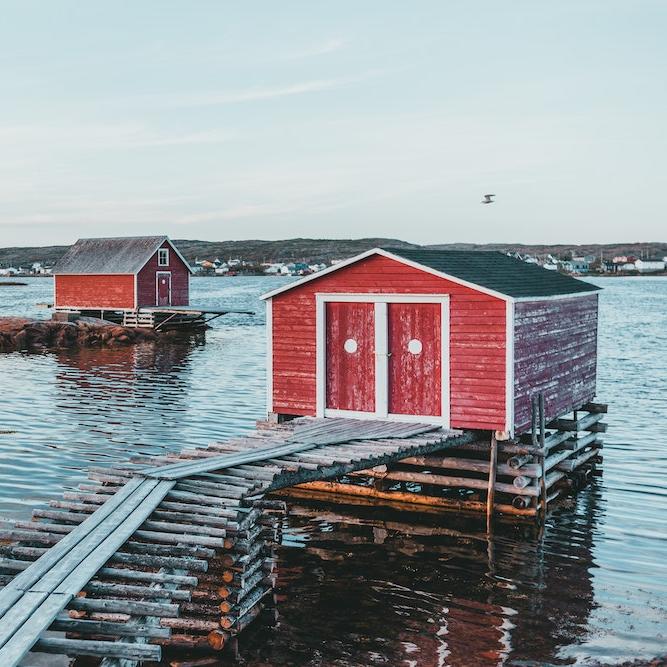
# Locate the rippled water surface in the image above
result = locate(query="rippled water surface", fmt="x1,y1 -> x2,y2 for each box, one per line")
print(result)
0,276 -> 665,666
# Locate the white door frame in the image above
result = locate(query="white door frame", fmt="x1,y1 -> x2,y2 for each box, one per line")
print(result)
315,293 -> 450,426
155,271 -> 172,306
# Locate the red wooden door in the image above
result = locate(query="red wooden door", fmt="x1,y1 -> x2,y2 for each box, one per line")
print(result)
387,302 -> 441,416
156,273 -> 171,306
325,302 -> 375,412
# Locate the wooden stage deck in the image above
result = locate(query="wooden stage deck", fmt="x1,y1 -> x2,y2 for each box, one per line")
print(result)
52,305 -> 254,330
0,418 -> 476,666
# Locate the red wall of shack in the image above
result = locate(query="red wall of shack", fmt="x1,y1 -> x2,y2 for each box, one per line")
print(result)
55,274 -> 136,309
270,254 -> 508,431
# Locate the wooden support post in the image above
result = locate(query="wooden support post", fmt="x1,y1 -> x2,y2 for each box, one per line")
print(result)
486,432 -> 498,533
538,394 -> 547,519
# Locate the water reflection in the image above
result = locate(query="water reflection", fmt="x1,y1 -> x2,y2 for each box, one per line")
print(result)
50,341 -> 199,454
0,325 -> 266,517
235,490 -> 601,667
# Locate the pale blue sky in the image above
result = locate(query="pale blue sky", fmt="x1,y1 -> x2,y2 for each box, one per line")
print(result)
0,2 -> 665,246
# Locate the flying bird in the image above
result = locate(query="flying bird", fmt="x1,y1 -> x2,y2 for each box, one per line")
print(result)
481,194 -> 495,204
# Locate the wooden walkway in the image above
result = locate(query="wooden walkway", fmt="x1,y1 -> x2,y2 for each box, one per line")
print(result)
0,418 -> 475,666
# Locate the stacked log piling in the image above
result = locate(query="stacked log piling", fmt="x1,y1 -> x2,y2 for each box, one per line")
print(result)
0,418 -> 472,665
279,402 -> 606,520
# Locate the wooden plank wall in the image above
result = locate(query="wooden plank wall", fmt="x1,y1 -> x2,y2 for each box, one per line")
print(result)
137,241 -> 189,307
54,274 -> 135,309
271,254 -> 507,430
513,294 -> 598,434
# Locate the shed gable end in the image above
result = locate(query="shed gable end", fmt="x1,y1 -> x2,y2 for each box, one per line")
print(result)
271,254 -> 508,431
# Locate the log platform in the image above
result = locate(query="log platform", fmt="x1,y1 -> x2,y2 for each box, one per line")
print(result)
53,306 -> 253,331
0,406 -> 605,665
280,401 -> 606,521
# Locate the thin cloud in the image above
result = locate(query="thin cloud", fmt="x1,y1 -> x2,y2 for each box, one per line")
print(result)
0,125 -> 236,151
142,72 -> 378,109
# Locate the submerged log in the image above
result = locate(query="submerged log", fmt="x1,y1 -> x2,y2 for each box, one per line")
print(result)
285,481 -> 537,516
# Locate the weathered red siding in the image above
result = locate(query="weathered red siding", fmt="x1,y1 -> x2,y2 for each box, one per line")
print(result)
271,254 -> 507,430
513,294 -> 598,434
55,274 -> 135,309
136,241 -> 189,307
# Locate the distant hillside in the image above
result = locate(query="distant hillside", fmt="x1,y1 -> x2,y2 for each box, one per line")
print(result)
173,237 -> 418,264
0,244 -> 69,267
0,238 -> 665,268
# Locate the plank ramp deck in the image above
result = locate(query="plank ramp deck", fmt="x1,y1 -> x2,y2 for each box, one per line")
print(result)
0,418 -> 473,666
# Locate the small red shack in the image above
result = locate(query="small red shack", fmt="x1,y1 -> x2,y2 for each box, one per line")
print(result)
262,247 -> 600,436
52,236 -> 192,311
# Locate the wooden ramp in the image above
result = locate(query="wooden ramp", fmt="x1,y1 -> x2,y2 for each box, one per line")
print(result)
0,418 -> 474,666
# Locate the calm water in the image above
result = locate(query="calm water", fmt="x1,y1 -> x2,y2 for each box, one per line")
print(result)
0,276 -> 665,666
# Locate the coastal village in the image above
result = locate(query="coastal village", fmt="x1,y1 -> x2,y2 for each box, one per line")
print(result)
1,250 -> 667,278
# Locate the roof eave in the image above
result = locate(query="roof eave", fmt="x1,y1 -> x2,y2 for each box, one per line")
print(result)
260,248 -> 513,302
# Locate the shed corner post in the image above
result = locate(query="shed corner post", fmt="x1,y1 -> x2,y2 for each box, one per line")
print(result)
505,298 -> 515,435
265,298 -> 273,417
315,294 -> 326,417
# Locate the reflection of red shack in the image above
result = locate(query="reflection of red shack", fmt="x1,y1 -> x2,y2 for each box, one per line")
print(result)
53,236 -> 192,311
262,248 -> 600,435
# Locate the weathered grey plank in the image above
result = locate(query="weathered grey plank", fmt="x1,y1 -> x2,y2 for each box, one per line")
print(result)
144,441 -> 319,480
0,593 -> 67,665
33,636 -> 161,660
0,478 -> 145,610
51,616 -> 171,639
49,481 -> 174,595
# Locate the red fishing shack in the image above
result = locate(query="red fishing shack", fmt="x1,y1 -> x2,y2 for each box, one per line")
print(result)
52,236 -> 192,311
261,247 -> 600,436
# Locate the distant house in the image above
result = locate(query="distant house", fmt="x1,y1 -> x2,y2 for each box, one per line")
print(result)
52,236 -> 193,311
564,257 -> 591,274
263,263 -> 284,275
0,267 -> 19,276
635,259 -> 665,273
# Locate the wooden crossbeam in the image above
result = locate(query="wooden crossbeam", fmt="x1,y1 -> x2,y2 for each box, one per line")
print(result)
548,412 -> 603,432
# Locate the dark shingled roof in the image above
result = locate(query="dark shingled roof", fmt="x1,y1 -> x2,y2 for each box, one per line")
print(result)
382,247 -> 600,298
53,236 -> 182,274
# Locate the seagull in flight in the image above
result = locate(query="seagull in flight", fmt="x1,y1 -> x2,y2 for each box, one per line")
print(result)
481,194 -> 495,204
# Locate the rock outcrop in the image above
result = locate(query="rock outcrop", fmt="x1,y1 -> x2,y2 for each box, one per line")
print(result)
0,317 -> 157,353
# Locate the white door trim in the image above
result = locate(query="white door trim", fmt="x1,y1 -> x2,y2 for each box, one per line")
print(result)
315,293 -> 450,426
155,271 -> 172,306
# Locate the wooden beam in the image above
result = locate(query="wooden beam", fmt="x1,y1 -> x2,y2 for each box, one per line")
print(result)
486,433 -> 498,532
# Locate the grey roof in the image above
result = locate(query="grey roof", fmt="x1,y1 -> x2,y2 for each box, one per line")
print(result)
382,248 -> 600,298
52,236 -> 189,274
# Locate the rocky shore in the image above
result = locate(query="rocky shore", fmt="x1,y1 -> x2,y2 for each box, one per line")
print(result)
0,317 -> 157,353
